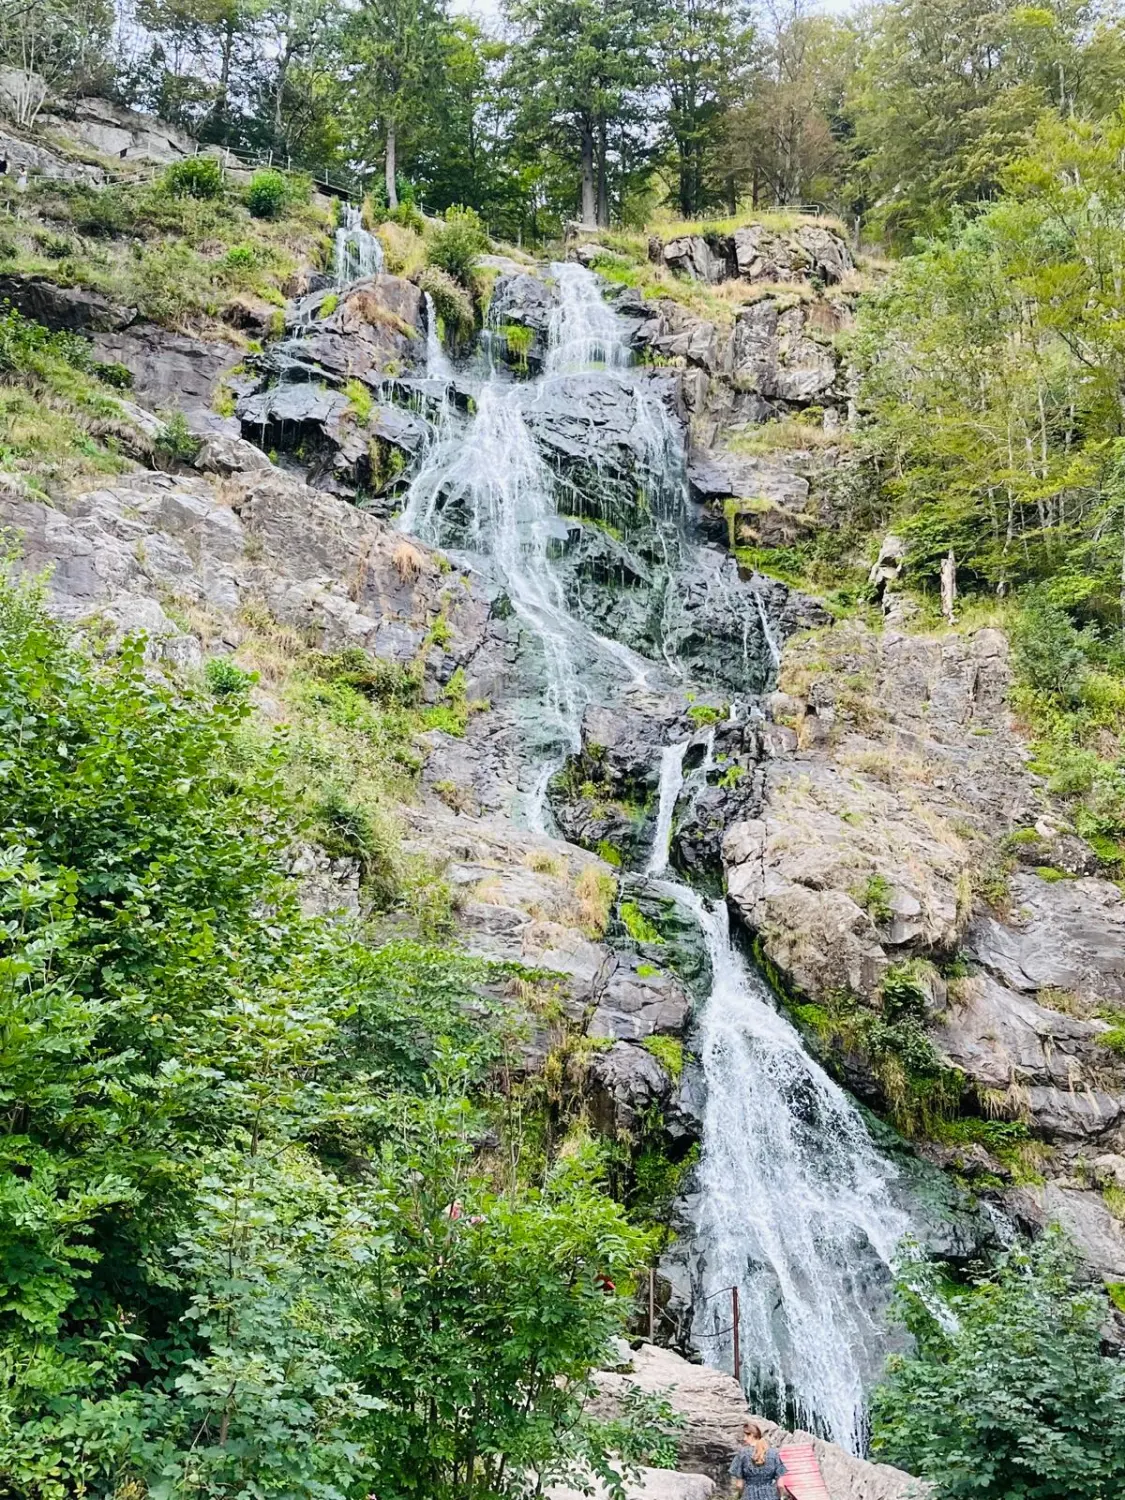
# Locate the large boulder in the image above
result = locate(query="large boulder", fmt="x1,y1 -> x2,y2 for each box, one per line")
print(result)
662,236 -> 730,284
488,271 -> 558,371
726,298 -> 840,406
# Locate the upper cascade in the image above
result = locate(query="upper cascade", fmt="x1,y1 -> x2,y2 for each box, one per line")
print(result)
334,204 -> 384,286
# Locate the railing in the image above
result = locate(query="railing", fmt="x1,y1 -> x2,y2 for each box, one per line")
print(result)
641,1269 -> 743,1383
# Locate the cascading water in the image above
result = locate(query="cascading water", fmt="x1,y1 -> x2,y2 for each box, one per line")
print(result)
398,261 -> 666,826
666,876 -> 910,1454
396,263 -> 911,1444
334,204 -> 384,286
646,741 -> 689,875
424,291 -> 454,380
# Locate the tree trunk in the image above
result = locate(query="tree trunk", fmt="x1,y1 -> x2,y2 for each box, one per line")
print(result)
579,121 -> 596,226
385,120 -> 398,209
596,114 -> 609,228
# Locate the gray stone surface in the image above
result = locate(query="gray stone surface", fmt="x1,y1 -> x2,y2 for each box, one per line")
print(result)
0,273 -> 134,332
91,325 -> 242,426
591,1345 -> 925,1498
968,873 -> 1125,1004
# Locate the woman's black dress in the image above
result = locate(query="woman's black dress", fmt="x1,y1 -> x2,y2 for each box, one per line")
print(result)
729,1446 -> 787,1498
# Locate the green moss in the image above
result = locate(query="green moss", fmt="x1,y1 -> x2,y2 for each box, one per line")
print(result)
641,1034 -> 684,1081
636,963 -> 660,978
620,901 -> 665,945
687,702 -> 726,725
1107,1282 -> 1125,1314
345,377 -> 373,424
320,292 -> 339,317
1034,865 -> 1069,882
596,839 -> 623,867
1101,1026 -> 1125,1056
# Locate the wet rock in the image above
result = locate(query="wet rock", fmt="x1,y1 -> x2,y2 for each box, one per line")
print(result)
587,1040 -> 672,1133
262,275 -> 425,388
488,271 -> 557,370
0,273 -> 134,332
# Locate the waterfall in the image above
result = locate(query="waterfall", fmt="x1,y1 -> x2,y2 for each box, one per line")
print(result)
752,589 -> 782,673
424,291 -> 454,380
546,260 -> 632,372
667,880 -> 909,1454
398,261 -> 669,825
646,740 -> 689,874
334,204 -> 384,287
392,258 -> 912,1447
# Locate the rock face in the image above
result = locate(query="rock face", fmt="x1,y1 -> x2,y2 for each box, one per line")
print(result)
656,221 -> 853,291
721,616 -> 1125,1285
488,271 -> 558,370
92,325 -> 243,430
591,1345 -> 925,1498
40,95 -> 196,164
0,466 -> 492,675
0,273 -> 135,332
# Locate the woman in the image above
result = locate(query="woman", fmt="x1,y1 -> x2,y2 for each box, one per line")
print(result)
729,1422 -> 788,1498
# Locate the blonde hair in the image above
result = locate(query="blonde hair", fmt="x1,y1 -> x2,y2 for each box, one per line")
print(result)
743,1421 -> 768,1466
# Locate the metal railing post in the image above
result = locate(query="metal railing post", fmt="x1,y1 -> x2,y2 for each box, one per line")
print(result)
648,1268 -> 655,1342
732,1286 -> 741,1384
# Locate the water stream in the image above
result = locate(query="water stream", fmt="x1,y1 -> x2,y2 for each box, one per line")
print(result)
392,262 -> 908,1450
334,204 -> 383,286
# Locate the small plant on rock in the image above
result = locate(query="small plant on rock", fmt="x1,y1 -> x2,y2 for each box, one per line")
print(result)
247,169 -> 289,219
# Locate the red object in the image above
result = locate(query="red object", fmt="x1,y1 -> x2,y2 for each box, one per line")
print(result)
595,1274 -> 616,1294
777,1443 -> 829,1500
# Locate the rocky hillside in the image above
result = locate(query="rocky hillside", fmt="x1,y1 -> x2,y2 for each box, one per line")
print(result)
3,81 -> 1125,1500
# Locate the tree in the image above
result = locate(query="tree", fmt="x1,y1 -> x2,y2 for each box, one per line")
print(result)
655,0 -> 754,218
722,0 -> 851,210
343,0 -> 450,209
845,0 -> 1125,245
505,0 -> 657,228
872,1229 -> 1125,1499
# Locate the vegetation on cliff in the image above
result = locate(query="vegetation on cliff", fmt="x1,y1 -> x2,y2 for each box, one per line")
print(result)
0,564 -> 667,1497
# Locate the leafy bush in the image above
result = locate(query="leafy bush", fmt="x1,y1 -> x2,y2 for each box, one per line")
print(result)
427,204 -> 488,286
872,1230 -> 1125,1499
1012,594 -> 1089,705
204,655 -> 254,697
161,155 -> 225,200
418,262 -> 475,343
247,168 -> 289,219
154,408 -> 202,464
0,567 -> 661,1497
224,243 -> 257,267
387,200 -> 426,234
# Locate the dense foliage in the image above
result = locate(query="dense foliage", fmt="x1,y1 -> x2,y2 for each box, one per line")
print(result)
872,1231 -> 1125,1499
0,567 -> 658,1498
21,0 -> 1125,240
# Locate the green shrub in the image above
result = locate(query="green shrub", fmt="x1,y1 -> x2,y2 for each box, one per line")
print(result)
154,409 -> 202,464
418,263 -> 475,342
427,204 -> 488,286
387,200 -> 426,234
1012,594 -> 1089,705
204,657 -> 254,697
872,1229 -> 1125,1499
247,168 -> 289,220
161,155 -> 224,200
91,359 -> 132,389
224,244 -> 257,268
642,1034 -> 684,1081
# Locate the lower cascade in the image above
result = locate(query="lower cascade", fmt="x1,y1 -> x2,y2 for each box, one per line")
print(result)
395,261 -> 909,1452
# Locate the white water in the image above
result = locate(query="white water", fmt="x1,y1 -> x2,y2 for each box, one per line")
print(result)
670,881 -> 909,1453
753,589 -> 782,673
424,291 -> 454,380
646,740 -> 689,874
334,204 -> 384,286
395,265 -> 910,1445
547,260 -> 632,372
398,262 -> 668,824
